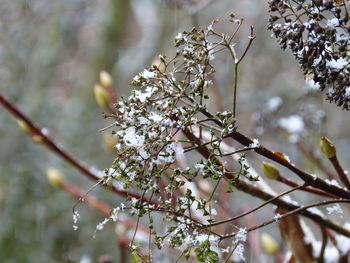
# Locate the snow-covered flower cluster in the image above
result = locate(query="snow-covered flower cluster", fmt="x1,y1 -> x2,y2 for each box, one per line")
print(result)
100,19 -> 253,258
268,0 -> 350,109
105,23 -> 231,193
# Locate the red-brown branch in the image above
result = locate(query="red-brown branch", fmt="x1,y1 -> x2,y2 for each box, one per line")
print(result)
0,93 -> 159,206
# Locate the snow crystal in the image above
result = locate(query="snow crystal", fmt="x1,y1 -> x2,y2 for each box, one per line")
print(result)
73,210 -> 80,231
140,69 -> 157,79
175,144 -> 184,155
233,243 -> 245,261
281,195 -> 299,206
305,79 -> 320,92
123,127 -> 145,147
326,203 -> 343,215
274,213 -> 282,221
249,138 -> 260,148
345,87 -> 350,98
134,88 -> 153,103
138,148 -> 150,159
235,228 -> 247,242
326,18 -> 339,28
149,112 -> 163,122
326,58 -> 348,70
175,32 -> 185,40
325,179 -> 342,188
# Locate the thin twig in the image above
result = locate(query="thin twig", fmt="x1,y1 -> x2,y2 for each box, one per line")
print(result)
181,128 -> 350,237
0,94 -> 158,206
207,185 -> 305,227
319,226 -> 327,263
221,199 -> 350,239
329,155 -> 350,191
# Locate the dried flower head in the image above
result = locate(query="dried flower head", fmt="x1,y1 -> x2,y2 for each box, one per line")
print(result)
268,0 -> 350,109
99,17 -> 254,259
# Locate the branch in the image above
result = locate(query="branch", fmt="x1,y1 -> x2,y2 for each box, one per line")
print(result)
329,155 -> 350,191
0,93 -> 159,206
230,131 -> 350,199
182,128 -> 350,237
222,199 -> 350,239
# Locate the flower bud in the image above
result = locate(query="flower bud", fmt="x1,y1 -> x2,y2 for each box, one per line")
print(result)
31,134 -> 44,144
320,136 -> 336,158
261,232 -> 279,255
46,167 -> 65,188
94,84 -> 110,108
99,71 -> 113,87
261,162 -> 280,180
17,119 -> 31,133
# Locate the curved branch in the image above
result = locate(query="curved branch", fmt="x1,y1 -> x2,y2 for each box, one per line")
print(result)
0,94 -> 159,206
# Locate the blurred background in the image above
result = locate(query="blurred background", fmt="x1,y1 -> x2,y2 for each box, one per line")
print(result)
1,0 -> 350,262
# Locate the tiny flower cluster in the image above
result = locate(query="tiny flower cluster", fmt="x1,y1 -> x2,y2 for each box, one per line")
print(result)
268,0 -> 350,109
101,19 -> 252,260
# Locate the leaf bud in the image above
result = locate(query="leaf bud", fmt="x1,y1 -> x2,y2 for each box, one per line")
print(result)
94,84 -> 110,108
99,71 -> 113,87
320,136 -> 336,158
17,119 -> 31,133
261,162 -> 280,180
31,134 -> 44,144
46,167 -> 65,188
261,232 -> 279,255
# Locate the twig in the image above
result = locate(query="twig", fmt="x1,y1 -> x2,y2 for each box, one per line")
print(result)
319,226 -> 327,263
61,180 -> 149,233
277,175 -> 335,198
295,141 -> 336,180
198,108 -> 350,198
329,155 -> 350,191
207,185 -> 305,227
0,94 -> 159,206
221,199 -> 350,239
182,128 -> 350,237
229,130 -> 350,199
